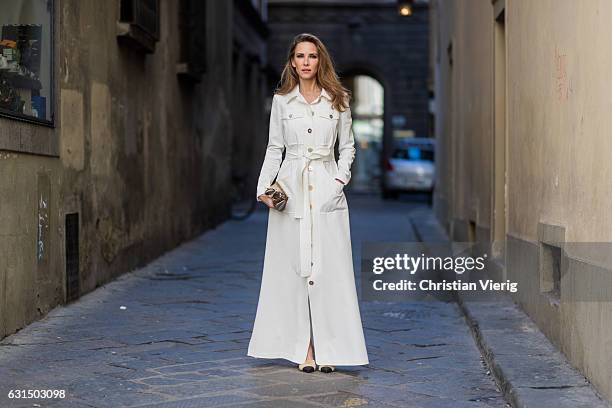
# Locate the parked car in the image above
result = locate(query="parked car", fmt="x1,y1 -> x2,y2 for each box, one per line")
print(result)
382,138 -> 435,204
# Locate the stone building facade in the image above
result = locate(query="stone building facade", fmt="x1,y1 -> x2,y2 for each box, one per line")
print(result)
431,0 -> 612,401
0,0 -> 269,340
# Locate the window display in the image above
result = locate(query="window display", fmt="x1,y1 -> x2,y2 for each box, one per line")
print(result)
0,0 -> 53,123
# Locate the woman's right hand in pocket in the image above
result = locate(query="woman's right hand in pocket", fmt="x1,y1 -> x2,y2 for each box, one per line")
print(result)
258,195 -> 275,209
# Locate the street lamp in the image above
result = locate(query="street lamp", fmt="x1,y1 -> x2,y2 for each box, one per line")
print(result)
397,0 -> 413,16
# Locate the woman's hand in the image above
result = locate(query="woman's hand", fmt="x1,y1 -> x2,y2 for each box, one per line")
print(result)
258,194 -> 275,209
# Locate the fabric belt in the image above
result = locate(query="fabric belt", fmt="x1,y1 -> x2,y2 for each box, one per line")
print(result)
283,146 -> 334,278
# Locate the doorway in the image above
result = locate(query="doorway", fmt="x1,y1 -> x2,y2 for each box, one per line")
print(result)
345,75 -> 385,193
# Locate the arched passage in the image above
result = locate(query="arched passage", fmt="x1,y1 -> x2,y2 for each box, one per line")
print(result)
339,65 -> 392,193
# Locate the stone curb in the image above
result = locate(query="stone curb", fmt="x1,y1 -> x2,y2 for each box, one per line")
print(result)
408,207 -> 612,408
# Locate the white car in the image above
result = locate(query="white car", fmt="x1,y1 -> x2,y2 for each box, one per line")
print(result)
383,138 -> 435,203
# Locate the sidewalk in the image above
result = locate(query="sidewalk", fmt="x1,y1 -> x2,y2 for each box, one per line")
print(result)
0,196 -> 506,408
408,207 -> 612,408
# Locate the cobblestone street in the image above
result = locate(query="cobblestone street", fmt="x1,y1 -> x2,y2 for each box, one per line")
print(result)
0,195 -> 506,408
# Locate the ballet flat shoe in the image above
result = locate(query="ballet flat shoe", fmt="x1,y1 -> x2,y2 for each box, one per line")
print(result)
298,359 -> 316,373
319,365 -> 335,373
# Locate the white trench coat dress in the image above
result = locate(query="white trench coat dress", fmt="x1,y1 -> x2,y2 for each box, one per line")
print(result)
247,84 -> 369,366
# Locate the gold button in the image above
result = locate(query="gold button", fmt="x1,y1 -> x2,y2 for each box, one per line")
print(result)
308,185 -> 313,191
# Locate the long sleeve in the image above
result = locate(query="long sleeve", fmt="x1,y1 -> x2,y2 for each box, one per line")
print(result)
335,97 -> 356,185
256,94 -> 284,202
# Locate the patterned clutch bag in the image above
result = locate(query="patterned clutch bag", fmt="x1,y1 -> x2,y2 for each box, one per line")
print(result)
264,181 -> 289,211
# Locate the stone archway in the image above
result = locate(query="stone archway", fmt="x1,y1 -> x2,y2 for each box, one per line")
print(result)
338,64 -> 390,192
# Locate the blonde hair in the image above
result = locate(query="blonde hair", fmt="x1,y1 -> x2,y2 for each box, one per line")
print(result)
276,33 -> 351,112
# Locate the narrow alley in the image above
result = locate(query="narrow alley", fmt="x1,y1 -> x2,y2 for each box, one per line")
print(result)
3,1 -> 612,407
0,196 -> 504,407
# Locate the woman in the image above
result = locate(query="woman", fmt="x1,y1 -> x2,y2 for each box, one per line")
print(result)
247,33 -> 368,373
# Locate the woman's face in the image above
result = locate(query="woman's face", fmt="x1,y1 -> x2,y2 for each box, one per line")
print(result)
291,41 -> 319,80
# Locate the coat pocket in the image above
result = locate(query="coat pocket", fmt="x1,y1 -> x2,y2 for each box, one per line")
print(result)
283,110 -> 305,120
282,109 -> 305,145
315,109 -> 339,145
320,163 -> 347,213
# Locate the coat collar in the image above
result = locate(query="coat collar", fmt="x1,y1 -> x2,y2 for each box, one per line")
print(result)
286,84 -> 332,104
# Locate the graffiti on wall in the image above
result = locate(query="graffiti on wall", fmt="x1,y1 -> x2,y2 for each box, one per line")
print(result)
37,173 -> 50,264
554,47 -> 571,101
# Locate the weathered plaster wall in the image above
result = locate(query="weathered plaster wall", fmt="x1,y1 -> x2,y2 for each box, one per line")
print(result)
507,0 -> 612,242
0,1 -> 234,339
432,0 -> 612,401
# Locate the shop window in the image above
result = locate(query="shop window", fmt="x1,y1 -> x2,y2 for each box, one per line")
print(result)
117,0 -> 160,53
0,0 -> 54,124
